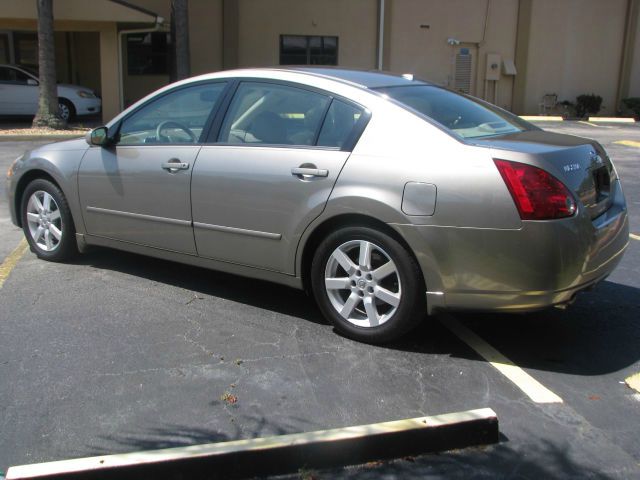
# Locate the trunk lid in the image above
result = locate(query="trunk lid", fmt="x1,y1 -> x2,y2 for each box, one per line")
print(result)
471,130 -> 614,220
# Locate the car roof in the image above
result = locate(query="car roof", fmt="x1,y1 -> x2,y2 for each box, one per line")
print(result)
279,67 -> 432,89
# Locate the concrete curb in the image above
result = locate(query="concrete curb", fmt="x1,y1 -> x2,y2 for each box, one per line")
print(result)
519,115 -> 564,122
587,117 -> 636,123
6,408 -> 498,480
519,116 -> 637,123
0,135 -> 84,142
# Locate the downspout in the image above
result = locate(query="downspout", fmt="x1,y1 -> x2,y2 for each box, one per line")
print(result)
377,0 -> 385,70
615,0 -> 639,113
117,16 -> 166,111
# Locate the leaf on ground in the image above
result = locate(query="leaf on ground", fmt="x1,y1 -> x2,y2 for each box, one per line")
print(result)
220,392 -> 238,405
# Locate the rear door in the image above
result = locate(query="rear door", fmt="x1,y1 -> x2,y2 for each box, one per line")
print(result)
78,81 -> 227,254
192,81 -> 366,273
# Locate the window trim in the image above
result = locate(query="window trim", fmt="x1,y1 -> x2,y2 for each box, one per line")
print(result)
110,80 -> 232,147
203,78 -> 370,153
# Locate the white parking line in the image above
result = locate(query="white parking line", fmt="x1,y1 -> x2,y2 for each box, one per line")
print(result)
440,315 -> 563,404
0,238 -> 28,289
630,233 -> 640,241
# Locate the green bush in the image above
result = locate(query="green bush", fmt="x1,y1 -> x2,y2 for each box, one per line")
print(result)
622,97 -> 640,119
575,94 -> 603,118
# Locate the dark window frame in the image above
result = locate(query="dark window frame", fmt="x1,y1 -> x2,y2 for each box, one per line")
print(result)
126,31 -> 171,76
279,35 -> 339,66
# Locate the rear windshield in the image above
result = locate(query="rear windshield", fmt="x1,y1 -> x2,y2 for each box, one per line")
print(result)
375,85 -> 531,139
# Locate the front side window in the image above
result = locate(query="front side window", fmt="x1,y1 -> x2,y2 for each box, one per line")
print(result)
218,82 -> 330,146
280,35 -> 338,65
376,85 -> 530,139
118,82 -> 226,145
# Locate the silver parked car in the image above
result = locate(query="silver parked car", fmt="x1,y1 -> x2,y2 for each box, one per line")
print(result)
5,68 -> 629,343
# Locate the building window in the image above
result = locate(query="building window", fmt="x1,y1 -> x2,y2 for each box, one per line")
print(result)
280,35 -> 338,66
126,32 -> 171,75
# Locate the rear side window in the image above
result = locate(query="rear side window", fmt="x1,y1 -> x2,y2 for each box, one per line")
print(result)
218,82 -> 330,146
377,85 -> 530,139
317,99 -> 362,148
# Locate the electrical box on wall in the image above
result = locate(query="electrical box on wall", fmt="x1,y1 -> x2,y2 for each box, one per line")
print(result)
485,53 -> 501,81
503,59 -> 517,76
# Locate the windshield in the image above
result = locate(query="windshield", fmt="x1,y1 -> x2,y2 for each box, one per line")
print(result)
376,85 -> 531,139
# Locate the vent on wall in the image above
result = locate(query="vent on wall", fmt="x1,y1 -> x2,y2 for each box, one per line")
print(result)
454,52 -> 472,94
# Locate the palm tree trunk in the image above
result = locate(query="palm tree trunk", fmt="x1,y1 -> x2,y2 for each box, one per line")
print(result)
32,0 -> 65,129
172,0 -> 190,80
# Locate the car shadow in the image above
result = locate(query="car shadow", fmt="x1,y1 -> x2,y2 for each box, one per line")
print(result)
73,247 -> 640,377
72,247 -> 328,326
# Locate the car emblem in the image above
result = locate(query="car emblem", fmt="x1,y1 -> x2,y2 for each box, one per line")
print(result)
563,163 -> 580,172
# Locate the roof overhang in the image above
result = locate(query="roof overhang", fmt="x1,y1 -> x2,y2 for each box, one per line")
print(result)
0,0 -> 162,24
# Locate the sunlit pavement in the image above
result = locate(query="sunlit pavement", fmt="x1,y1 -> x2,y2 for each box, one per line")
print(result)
1,122 -> 639,479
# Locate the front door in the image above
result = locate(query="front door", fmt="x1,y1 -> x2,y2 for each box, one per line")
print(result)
78,81 -> 227,254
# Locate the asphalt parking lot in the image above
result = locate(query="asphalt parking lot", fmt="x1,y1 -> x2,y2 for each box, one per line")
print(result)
1,121 -> 639,479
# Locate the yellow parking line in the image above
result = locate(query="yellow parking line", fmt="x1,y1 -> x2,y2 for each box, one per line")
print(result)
626,373 -> 640,394
0,238 -> 28,289
440,315 -> 563,404
631,233 -> 640,241
614,140 -> 640,148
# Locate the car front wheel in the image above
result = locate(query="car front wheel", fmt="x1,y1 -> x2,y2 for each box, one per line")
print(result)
311,226 -> 425,344
58,98 -> 75,122
21,179 -> 77,262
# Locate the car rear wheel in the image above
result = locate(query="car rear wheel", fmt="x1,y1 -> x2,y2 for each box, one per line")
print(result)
311,226 -> 425,344
21,179 -> 77,262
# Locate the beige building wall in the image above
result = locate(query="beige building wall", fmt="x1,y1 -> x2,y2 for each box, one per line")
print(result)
189,0 -> 223,75
388,0 -> 519,111
628,4 -> 640,98
523,0 -> 628,115
122,0 -> 223,106
235,0 -> 378,69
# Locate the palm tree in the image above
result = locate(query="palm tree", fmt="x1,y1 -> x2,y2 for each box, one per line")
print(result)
32,0 -> 65,129
172,0 -> 190,80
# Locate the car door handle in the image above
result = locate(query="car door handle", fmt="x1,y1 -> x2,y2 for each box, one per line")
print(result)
162,159 -> 190,172
291,167 -> 329,177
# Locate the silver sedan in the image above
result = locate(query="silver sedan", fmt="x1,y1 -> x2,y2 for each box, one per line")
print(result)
6,68 -> 629,343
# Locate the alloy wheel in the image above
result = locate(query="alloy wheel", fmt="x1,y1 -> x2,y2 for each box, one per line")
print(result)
26,190 -> 63,252
324,240 -> 401,328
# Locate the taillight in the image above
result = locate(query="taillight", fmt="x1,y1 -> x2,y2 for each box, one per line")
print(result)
494,159 -> 576,220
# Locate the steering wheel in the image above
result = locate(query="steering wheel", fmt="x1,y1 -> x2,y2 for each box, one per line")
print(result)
155,120 -> 197,143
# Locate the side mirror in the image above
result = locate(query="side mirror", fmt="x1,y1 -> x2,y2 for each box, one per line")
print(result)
86,126 -> 109,147
26,78 -> 38,86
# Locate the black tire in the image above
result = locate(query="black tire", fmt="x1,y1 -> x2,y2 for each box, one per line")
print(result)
20,178 -> 77,262
311,226 -> 425,344
58,98 -> 75,122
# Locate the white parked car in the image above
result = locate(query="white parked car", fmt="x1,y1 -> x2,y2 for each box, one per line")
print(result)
0,64 -> 101,121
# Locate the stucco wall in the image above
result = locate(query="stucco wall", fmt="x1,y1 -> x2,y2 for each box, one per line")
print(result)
236,0 -> 378,69
523,0 -> 627,115
388,0 -> 518,111
628,5 -> 640,99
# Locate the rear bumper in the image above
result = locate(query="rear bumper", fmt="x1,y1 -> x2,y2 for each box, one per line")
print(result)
393,180 -> 629,314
